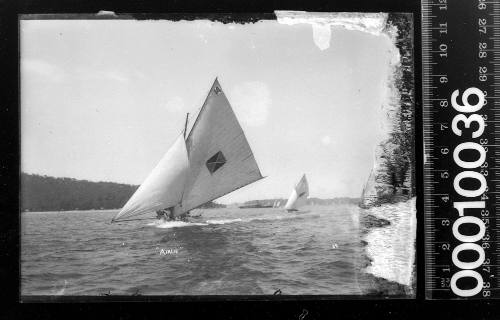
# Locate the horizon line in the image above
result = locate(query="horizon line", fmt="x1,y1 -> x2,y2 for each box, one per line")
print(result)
20,171 -> 361,201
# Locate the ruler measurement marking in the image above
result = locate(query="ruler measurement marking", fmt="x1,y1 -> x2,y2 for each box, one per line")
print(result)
423,0 -> 500,299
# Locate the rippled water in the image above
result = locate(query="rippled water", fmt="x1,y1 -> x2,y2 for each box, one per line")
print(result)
21,205 -> 376,296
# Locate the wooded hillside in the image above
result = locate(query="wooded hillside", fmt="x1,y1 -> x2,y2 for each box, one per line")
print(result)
21,173 -> 137,211
21,173 -> 226,212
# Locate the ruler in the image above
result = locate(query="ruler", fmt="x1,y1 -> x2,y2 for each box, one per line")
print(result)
423,0 -> 500,299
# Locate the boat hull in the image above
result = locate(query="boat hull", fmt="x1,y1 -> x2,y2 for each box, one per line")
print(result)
239,205 -> 274,209
286,209 -> 310,214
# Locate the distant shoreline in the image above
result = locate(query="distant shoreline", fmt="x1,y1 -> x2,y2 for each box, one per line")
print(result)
22,209 -> 120,213
22,202 -> 360,214
21,172 -> 360,212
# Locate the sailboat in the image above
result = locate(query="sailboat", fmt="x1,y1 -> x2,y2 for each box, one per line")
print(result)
284,174 -> 309,212
360,168 -> 377,209
112,78 -> 264,223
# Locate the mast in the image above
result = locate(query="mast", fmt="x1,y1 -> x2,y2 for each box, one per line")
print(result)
183,113 -> 189,138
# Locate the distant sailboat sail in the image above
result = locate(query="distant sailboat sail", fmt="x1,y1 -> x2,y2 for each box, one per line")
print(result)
360,167 -> 377,208
284,174 -> 309,212
112,78 -> 263,222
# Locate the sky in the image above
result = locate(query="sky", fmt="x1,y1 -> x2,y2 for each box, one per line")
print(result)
20,17 -> 398,203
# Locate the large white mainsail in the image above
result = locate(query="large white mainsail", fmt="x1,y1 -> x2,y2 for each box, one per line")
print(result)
112,134 -> 189,221
112,78 -> 263,222
285,174 -> 309,211
181,79 -> 263,212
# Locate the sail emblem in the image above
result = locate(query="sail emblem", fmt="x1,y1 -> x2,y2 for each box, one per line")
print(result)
214,86 -> 222,95
206,151 -> 226,174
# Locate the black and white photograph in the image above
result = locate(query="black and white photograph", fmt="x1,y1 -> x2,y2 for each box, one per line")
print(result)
20,11 -> 415,298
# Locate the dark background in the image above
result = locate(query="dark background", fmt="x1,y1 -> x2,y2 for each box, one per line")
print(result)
2,0 -> 500,318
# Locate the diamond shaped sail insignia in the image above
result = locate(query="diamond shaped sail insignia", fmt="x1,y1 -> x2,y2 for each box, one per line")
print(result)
206,151 -> 226,174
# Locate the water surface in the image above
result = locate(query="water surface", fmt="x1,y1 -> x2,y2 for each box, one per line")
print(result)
21,205 -> 373,295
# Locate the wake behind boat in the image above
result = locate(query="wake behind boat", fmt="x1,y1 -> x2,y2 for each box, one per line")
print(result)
112,78 -> 264,223
284,174 -> 309,213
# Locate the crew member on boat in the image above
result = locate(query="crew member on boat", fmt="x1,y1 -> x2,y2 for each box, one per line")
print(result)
156,208 -> 172,221
156,208 -> 191,221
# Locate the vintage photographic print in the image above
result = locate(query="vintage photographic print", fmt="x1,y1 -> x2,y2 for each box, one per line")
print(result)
20,11 -> 415,297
